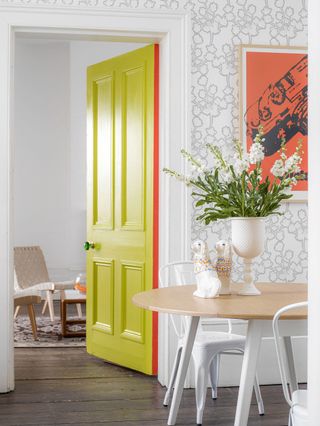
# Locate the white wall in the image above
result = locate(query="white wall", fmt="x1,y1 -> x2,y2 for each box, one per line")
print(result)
14,39 -> 145,281
14,41 -> 71,279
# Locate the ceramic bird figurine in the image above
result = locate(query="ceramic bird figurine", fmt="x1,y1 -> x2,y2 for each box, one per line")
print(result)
191,240 -> 221,298
215,240 -> 232,295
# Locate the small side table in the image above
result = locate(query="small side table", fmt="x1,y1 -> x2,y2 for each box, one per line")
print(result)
60,290 -> 86,337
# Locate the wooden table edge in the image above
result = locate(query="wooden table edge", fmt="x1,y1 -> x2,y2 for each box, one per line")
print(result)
132,282 -> 308,320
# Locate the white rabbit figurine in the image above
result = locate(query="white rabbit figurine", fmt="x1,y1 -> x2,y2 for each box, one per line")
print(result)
192,240 -> 221,298
215,240 -> 232,295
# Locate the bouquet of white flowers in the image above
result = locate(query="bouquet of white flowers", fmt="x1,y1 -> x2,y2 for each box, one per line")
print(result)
164,127 -> 305,224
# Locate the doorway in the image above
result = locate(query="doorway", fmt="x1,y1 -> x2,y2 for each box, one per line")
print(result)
13,35 -> 148,347
0,9 -> 190,392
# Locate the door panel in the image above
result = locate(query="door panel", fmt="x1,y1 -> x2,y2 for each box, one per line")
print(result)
121,66 -> 145,230
93,75 -> 114,230
86,45 -> 157,375
120,261 -> 145,343
92,259 -> 114,334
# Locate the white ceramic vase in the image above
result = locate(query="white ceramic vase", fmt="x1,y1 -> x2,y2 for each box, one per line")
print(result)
231,217 -> 265,296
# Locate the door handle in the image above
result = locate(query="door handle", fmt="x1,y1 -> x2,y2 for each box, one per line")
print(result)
84,241 -> 95,251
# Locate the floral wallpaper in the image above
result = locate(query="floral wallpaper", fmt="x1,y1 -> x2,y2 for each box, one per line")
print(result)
186,0 -> 308,283
0,0 -> 308,282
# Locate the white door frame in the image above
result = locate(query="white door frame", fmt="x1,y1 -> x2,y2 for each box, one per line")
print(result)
308,1 -> 320,423
0,7 -> 191,392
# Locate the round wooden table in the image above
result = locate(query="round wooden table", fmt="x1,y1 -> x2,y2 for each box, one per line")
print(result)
133,283 -> 307,426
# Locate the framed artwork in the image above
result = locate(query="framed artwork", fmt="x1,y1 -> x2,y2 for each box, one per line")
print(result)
239,45 -> 308,202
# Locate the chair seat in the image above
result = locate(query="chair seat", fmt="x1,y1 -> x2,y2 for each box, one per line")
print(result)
292,389 -> 307,407
14,295 -> 41,306
24,281 -> 55,291
190,332 -> 246,366
14,288 -> 41,298
292,389 -> 308,424
20,280 -> 74,292
178,331 -> 245,350
194,331 -> 245,347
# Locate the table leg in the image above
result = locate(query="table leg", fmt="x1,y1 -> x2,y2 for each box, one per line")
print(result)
234,319 -> 263,426
167,316 -> 199,426
61,300 -> 67,337
283,336 -> 298,394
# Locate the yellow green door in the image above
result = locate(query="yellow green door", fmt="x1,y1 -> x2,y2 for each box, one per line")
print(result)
86,45 -> 159,375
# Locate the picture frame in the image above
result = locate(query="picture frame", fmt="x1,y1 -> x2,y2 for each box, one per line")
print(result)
239,44 -> 308,202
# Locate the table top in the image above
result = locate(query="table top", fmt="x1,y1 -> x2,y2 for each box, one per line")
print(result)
63,289 -> 86,301
132,283 -> 307,320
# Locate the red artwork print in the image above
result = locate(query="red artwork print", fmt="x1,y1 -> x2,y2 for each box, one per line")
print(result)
244,51 -> 308,191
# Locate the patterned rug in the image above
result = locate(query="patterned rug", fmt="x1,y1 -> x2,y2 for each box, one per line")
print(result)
14,315 -> 86,347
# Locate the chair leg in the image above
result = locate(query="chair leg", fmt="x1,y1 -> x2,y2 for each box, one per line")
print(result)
283,336 -> 298,394
27,304 -> 38,340
253,373 -> 265,415
163,346 -> 182,407
76,303 -> 82,318
195,362 -> 210,425
41,299 -> 48,315
46,290 -> 55,322
14,305 -> 20,319
209,353 -> 220,399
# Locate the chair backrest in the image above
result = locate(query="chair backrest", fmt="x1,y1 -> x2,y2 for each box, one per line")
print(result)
14,246 -> 50,290
272,301 -> 308,407
159,261 -> 194,339
159,261 -> 232,338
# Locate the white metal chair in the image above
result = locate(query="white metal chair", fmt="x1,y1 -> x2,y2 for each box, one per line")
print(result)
160,261 -> 264,425
14,246 -> 79,322
272,302 -> 308,426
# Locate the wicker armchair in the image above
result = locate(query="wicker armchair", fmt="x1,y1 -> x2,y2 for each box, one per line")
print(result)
14,246 -> 76,322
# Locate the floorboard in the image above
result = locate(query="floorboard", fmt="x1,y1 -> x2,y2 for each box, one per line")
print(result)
0,348 -> 291,425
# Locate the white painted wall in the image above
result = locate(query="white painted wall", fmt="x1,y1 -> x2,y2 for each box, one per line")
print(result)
14,39 -> 145,281
14,41 -> 71,279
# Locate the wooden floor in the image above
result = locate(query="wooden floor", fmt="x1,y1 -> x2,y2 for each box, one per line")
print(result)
0,347 -> 291,425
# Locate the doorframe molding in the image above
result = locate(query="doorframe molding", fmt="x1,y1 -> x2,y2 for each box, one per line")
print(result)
0,6 -> 191,391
